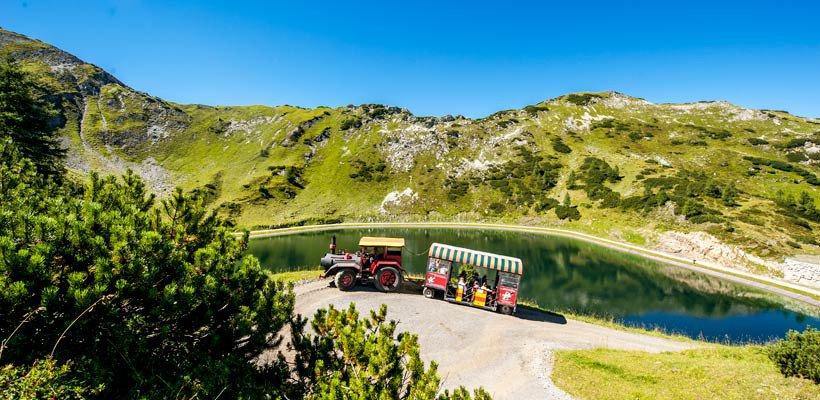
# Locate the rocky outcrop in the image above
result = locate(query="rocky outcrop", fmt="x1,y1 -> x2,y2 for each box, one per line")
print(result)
657,231 -> 820,288
379,188 -> 418,214
656,231 -> 782,273
783,257 -> 820,288
1,28 -> 123,96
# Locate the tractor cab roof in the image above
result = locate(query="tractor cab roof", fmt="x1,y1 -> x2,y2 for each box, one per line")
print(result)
359,236 -> 405,247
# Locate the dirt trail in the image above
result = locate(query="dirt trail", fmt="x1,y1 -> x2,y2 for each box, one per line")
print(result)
292,280 -> 697,400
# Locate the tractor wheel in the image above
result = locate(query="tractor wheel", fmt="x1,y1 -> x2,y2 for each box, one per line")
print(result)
334,269 -> 357,291
499,305 -> 514,315
374,267 -> 402,292
423,287 -> 435,299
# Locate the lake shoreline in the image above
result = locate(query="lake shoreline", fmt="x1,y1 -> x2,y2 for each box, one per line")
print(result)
244,222 -> 820,308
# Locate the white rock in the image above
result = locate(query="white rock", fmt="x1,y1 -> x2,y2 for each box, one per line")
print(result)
656,231 -> 782,274
654,155 -> 672,167
783,258 -> 820,288
379,188 -> 418,214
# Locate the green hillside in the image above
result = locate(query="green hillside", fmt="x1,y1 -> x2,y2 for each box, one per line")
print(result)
2,27 -> 819,272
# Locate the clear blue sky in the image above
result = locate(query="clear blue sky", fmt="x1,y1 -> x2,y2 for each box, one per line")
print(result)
2,0 -> 819,118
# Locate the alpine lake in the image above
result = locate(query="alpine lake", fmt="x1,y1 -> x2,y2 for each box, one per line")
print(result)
247,227 -> 819,343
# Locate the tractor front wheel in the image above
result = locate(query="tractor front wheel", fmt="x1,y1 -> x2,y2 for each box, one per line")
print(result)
374,267 -> 402,292
423,287 -> 435,299
499,305 -> 514,315
334,269 -> 357,291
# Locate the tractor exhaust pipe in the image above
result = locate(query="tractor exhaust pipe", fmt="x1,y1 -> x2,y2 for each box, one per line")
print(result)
329,235 -> 337,254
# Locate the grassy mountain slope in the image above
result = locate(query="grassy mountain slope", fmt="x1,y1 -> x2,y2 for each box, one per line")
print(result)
3,27 -> 820,276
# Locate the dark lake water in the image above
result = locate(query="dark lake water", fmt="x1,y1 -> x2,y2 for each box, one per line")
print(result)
247,227 -> 820,343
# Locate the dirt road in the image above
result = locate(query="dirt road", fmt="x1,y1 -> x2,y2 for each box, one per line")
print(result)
293,279 -> 698,400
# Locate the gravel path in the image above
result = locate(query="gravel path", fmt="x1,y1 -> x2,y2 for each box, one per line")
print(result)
292,279 -> 698,400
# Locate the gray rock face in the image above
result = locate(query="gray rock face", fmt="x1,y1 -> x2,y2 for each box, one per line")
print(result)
783,258 -> 820,288
1,28 -> 190,151
1,29 -> 123,96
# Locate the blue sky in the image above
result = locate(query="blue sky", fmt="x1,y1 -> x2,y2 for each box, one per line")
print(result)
2,0 -> 819,117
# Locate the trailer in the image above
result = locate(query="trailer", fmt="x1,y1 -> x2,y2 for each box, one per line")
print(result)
422,242 -> 523,315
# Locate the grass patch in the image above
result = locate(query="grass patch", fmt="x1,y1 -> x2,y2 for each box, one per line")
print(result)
553,346 -> 820,400
269,268 -> 323,283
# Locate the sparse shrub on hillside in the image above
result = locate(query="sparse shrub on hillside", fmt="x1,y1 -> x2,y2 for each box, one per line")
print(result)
350,159 -> 389,182
497,118 -> 518,128
210,117 -> 230,134
340,116 -> 362,130
523,104 -> 549,115
721,184 -> 738,206
579,157 -> 621,185
536,197 -> 559,212
555,193 -> 581,220
363,104 -> 390,119
551,137 -> 572,154
475,147 -> 562,207
488,202 -> 506,213
628,131 -> 654,141
190,171 -> 223,205
778,137 -> 818,149
563,93 -> 602,106
446,178 -> 470,201
785,152 -> 809,162
617,170 -> 731,222
574,157 -> 623,207
747,137 -> 769,146
591,118 -> 615,130
768,328 -> 820,383
690,125 -> 732,140
745,156 -> 820,186
775,189 -> 820,222
679,199 -> 723,223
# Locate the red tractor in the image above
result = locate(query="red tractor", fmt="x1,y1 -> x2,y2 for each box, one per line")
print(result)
320,236 -> 406,292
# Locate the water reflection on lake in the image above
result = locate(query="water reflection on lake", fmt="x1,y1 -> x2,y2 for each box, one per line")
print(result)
247,227 -> 819,343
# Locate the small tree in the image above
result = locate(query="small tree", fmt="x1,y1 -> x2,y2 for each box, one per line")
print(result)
0,359 -> 101,400
0,58 -> 65,176
0,139 -> 294,398
769,327 -> 820,383
288,304 -> 490,399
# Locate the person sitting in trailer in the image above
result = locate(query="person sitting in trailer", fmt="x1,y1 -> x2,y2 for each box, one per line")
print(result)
467,279 -> 478,300
482,279 -> 496,304
457,272 -> 467,290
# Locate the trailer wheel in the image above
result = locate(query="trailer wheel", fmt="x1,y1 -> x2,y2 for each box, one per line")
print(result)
334,269 -> 357,291
374,267 -> 402,292
423,287 -> 435,299
500,305 -> 514,315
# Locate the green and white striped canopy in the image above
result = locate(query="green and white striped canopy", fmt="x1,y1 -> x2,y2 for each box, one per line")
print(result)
428,243 -> 523,275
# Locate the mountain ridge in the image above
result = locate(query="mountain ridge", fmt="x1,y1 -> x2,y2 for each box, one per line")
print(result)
2,27 -> 820,287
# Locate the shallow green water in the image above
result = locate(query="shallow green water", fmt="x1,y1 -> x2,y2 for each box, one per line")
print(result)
247,227 -> 819,342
